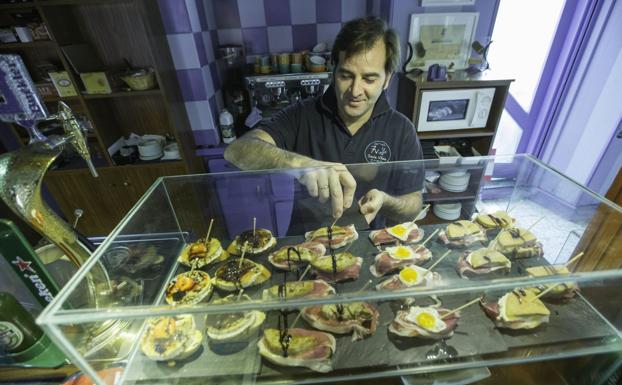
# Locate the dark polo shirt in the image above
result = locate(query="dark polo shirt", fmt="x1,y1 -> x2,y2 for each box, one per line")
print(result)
261,85 -> 422,165
259,85 -> 424,234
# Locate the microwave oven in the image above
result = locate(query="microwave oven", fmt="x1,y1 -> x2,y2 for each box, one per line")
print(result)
416,87 -> 495,132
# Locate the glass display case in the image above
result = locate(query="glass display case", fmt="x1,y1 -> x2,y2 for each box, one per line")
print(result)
38,154 -> 622,385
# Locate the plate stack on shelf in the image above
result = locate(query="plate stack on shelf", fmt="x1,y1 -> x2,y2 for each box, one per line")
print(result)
438,170 -> 471,193
433,202 -> 462,220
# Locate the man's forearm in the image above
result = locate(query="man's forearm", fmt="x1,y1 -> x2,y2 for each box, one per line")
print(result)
381,191 -> 423,223
224,137 -> 313,170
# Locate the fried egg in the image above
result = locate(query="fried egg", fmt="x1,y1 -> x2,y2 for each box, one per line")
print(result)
398,265 -> 428,286
386,222 -> 418,242
386,245 -> 415,260
405,306 -> 446,332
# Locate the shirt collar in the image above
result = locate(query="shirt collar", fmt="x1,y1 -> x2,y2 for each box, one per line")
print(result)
318,84 -> 391,121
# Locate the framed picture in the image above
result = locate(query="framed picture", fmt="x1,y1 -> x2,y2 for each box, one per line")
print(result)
406,12 -> 479,71
421,0 -> 476,6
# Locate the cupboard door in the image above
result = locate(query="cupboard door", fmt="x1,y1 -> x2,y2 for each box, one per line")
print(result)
44,164 -> 187,236
44,170 -> 127,236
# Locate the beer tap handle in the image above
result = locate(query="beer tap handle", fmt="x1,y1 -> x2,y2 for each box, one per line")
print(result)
55,101 -> 99,178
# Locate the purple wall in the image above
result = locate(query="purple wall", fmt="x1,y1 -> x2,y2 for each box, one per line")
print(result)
158,0 -> 501,150
158,0 -> 368,149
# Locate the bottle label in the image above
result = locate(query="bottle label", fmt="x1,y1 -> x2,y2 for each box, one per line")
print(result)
0,321 -> 24,352
220,124 -> 235,139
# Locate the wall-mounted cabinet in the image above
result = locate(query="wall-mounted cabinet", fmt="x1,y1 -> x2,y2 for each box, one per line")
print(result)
397,71 -> 513,225
0,0 -> 204,236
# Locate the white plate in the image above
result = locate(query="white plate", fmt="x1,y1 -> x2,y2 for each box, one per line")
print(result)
139,153 -> 163,161
434,205 -> 461,220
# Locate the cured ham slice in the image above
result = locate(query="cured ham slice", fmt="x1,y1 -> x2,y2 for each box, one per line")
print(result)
258,328 -> 336,373
301,302 -> 379,341
389,307 -> 459,339
370,245 -> 432,277
262,280 -> 336,300
267,241 -> 326,271
305,225 -> 358,248
369,222 -> 424,246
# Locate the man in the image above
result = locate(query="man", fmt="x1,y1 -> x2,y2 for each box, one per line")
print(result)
225,17 -> 424,233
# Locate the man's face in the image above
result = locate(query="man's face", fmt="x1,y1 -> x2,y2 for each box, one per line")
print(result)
334,38 -> 392,128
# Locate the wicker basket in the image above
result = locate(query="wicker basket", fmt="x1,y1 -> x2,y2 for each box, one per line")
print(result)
121,69 -> 156,91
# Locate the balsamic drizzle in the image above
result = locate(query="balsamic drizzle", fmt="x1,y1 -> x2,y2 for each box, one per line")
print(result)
488,214 -> 505,227
327,226 -> 344,320
277,310 -> 293,357
287,246 -> 303,279
508,228 -> 522,239
218,259 -> 252,290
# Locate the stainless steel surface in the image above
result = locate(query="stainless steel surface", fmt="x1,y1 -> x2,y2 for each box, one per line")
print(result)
245,72 -> 332,116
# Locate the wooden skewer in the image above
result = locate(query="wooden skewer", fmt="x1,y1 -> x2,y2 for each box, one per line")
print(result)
252,217 -> 257,237
528,252 -> 585,302
532,284 -> 560,301
237,288 -> 245,301
204,218 -> 214,247
420,228 -> 439,247
441,297 -> 481,319
412,204 -> 431,223
527,216 -> 545,231
291,311 -> 304,328
330,217 -> 339,229
356,280 -> 373,294
423,250 -> 451,277
487,230 -> 503,251
238,241 -> 249,268
298,265 -> 311,281
565,252 -> 584,267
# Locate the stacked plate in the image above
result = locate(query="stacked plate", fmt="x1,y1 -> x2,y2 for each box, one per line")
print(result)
438,170 -> 470,192
433,202 -> 462,221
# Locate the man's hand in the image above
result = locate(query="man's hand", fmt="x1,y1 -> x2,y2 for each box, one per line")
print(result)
298,161 -> 357,218
358,189 -> 386,224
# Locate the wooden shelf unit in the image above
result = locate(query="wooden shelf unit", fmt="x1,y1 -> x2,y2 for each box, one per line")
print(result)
397,70 -> 513,158
0,0 -> 204,236
397,71 -> 513,224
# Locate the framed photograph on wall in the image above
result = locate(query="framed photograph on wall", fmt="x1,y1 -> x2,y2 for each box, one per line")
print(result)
421,0 -> 476,6
406,12 -> 479,72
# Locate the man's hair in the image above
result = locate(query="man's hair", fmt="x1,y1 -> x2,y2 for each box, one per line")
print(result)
331,16 -> 400,75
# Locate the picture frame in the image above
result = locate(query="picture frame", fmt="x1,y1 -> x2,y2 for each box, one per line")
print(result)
421,0 -> 476,7
406,12 -> 479,72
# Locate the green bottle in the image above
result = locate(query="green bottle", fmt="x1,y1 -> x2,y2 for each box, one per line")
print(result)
0,292 -> 44,358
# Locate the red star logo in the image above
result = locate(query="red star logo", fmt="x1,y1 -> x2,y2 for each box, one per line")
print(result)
12,256 -> 35,273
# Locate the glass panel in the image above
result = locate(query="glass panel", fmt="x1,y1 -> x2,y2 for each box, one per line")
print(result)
488,0 -> 566,111
427,99 -> 469,122
38,155 -> 622,385
492,110 -> 523,156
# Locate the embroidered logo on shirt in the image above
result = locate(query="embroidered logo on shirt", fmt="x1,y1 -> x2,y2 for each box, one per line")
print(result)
364,141 -> 391,163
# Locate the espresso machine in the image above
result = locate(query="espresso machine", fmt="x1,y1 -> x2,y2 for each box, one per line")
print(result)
244,72 -> 332,119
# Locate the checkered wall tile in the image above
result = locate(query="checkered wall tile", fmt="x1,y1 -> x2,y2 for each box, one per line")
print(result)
158,0 -> 373,148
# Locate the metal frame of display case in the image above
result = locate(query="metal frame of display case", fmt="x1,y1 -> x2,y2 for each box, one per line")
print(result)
38,154 -> 622,385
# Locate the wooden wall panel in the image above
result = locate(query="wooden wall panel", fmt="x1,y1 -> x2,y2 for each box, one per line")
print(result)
573,167 -> 622,271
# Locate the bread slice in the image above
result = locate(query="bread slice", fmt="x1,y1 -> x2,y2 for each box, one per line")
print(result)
467,248 -> 510,268
526,265 -> 570,277
475,211 -> 514,229
496,227 -> 537,250
502,289 -> 550,319
446,220 -> 481,239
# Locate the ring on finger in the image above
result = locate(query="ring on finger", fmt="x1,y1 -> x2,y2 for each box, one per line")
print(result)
319,185 -> 329,189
